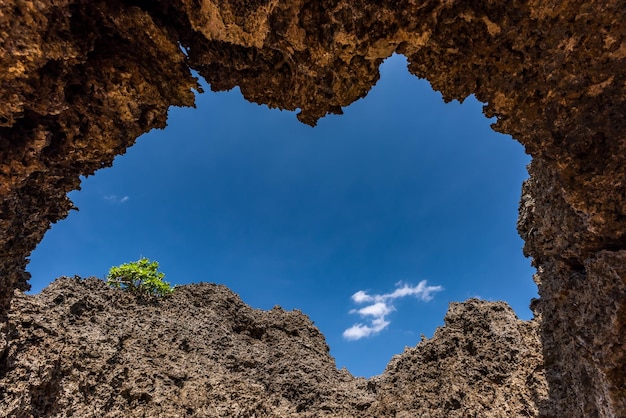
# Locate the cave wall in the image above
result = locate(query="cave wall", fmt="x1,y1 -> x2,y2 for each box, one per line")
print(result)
1,0 -> 624,416
0,0 -> 198,314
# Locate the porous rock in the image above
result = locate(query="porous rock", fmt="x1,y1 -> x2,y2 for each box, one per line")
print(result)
0,0 -> 624,416
0,277 -> 546,417
369,299 -> 548,417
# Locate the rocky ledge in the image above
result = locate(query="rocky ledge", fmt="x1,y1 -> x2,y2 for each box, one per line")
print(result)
0,277 -> 546,417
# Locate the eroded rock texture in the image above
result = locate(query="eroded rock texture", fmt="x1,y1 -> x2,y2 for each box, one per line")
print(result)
0,278 -> 546,417
1,0 -> 624,416
0,0 -> 199,316
370,299 -> 548,417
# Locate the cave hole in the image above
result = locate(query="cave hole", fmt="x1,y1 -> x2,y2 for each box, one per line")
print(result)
27,54 -> 536,378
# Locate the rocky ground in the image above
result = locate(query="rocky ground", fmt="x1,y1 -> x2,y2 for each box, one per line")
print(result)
0,277 -> 547,417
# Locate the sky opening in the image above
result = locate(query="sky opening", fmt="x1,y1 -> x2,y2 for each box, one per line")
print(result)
27,54 -> 537,377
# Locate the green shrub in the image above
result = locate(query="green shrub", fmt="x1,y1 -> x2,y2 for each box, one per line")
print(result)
106,258 -> 174,297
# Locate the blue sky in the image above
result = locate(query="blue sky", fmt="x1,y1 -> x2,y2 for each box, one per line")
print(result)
27,54 -> 536,377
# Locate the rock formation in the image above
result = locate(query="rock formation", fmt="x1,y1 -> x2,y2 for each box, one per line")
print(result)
0,0 -> 624,416
0,277 -> 547,417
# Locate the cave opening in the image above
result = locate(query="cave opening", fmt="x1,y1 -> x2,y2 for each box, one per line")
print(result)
26,54 -> 536,378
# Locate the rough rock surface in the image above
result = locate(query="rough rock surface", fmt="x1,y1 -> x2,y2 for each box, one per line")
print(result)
0,0 -> 624,416
0,277 -> 547,417
370,300 -> 548,417
0,0 -> 199,315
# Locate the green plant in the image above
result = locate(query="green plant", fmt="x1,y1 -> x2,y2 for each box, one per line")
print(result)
106,257 -> 174,297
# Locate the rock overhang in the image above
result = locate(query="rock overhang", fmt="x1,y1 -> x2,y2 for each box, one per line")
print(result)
0,1 -> 624,415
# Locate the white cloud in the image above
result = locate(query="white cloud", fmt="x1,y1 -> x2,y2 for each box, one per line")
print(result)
386,281 -> 443,302
343,324 -> 374,340
353,302 -> 394,318
351,290 -> 374,303
104,194 -> 129,204
343,280 -> 443,341
343,317 -> 391,340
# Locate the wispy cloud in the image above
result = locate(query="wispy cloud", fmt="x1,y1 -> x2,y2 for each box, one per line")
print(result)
343,280 -> 443,341
104,194 -> 129,204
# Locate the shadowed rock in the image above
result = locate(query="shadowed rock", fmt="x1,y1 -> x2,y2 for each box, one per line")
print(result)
0,277 -> 546,417
0,1 -> 624,415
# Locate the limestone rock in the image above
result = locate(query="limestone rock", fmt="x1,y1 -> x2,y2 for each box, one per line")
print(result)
0,277 -> 546,417
369,300 -> 548,417
0,1 -> 624,415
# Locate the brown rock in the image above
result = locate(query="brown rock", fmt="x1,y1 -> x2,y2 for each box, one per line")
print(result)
369,299 -> 548,417
0,277 -> 545,417
0,278 -> 374,417
0,0 -> 624,415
